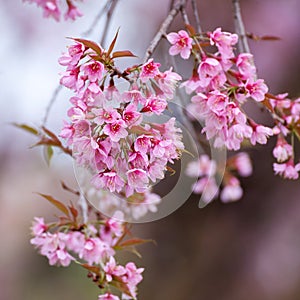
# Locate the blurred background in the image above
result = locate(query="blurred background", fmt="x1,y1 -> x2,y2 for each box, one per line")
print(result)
0,0 -> 300,299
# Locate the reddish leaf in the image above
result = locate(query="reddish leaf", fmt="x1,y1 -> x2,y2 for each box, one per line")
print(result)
37,193 -> 70,217
107,28 -> 120,56
111,277 -> 132,297
185,23 -> 196,36
72,38 -> 102,55
68,203 -> 78,220
42,126 -> 61,143
112,50 -> 137,59
80,263 -> 101,275
118,238 -> 154,248
13,123 -> 39,135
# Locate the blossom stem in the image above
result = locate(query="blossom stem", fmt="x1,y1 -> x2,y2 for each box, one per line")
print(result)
143,0 -> 188,63
232,0 -> 250,53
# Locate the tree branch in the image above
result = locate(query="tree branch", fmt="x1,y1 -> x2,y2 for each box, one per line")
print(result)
232,0 -> 250,53
143,0 -> 188,63
191,0 -> 202,33
101,0 -> 119,47
81,0 -> 113,37
42,84 -> 62,126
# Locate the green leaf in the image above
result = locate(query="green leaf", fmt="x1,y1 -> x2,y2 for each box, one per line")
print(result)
13,123 -> 39,135
44,145 -> 54,166
107,28 -> 120,56
72,38 -> 103,55
37,193 -> 70,217
112,50 -> 137,59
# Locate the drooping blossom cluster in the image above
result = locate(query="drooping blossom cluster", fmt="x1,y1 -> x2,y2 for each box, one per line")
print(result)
58,38 -> 184,218
267,94 -> 300,179
167,28 -> 273,151
23,0 -> 83,21
186,152 -> 252,203
167,27 -> 300,182
31,208 -> 144,299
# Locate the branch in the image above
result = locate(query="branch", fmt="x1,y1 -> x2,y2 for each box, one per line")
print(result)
232,0 -> 250,53
81,0 -> 114,37
191,0 -> 202,33
42,84 -> 63,126
101,0 -> 119,47
143,0 -> 188,63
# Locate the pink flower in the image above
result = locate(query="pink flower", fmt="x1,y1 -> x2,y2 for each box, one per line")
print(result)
103,120 -> 128,142
197,58 -> 226,89
167,30 -> 193,59
206,91 -> 229,115
47,248 -> 74,267
156,68 -> 182,98
122,103 -> 142,127
134,135 -> 152,153
234,152 -> 253,177
273,160 -> 300,180
209,27 -> 238,60
221,177 -> 243,203
59,42 -> 84,69
185,155 -> 216,178
245,79 -> 268,102
140,59 -> 161,82
60,67 -> 84,91
93,107 -> 121,125
250,124 -> 273,145
141,96 -> 167,115
81,61 -> 104,82
104,256 -> 126,282
236,53 -> 256,80
98,293 -> 120,300
43,1 -> 61,21
91,171 -> 125,193
31,217 -> 47,236
126,168 -> 149,194
66,231 -> 85,254
273,136 -> 293,162
124,261 -> 144,285
192,177 -> 219,203
79,237 -> 114,265
64,2 -> 83,21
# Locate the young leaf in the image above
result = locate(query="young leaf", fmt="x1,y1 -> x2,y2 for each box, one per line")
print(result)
72,38 -> 103,55
112,50 -> 137,59
185,23 -> 196,36
37,193 -> 70,217
107,28 -> 120,56
117,238 -> 154,248
80,264 -> 101,275
13,123 -> 39,135
44,145 -> 54,166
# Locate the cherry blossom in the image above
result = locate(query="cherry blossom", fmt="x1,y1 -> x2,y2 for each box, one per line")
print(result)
167,30 -> 193,59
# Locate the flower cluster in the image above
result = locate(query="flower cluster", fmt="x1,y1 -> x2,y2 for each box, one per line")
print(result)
31,210 -> 144,299
59,38 -> 184,219
186,152 -> 252,203
167,28 -> 273,151
24,0 -> 83,21
268,94 -> 300,179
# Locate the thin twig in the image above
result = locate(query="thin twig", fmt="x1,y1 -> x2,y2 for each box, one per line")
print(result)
42,84 -> 63,126
101,0 -> 119,47
79,192 -> 88,223
143,0 -> 188,63
232,0 -> 250,53
180,6 -> 190,25
191,0 -> 202,33
81,0 -> 113,37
